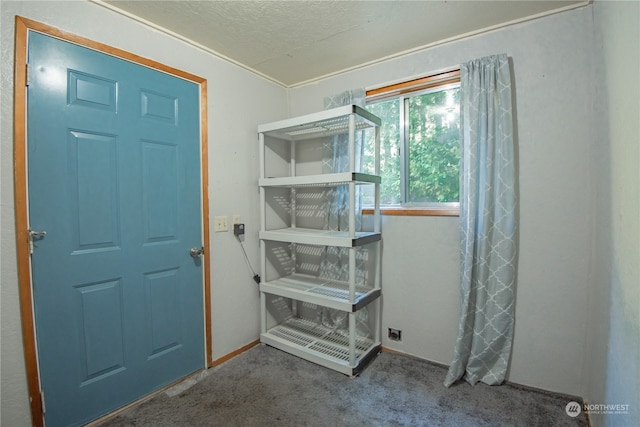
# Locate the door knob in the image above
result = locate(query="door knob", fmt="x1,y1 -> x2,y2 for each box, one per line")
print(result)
189,247 -> 204,258
28,229 -> 47,254
29,229 -> 47,238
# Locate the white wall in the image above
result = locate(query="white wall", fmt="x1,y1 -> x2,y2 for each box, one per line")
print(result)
3,2 -> 637,426
0,1 -> 287,425
290,5 -> 597,397
589,2 -> 640,426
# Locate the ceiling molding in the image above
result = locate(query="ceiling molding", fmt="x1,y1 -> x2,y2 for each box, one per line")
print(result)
289,0 -> 591,89
91,0 -> 590,89
90,0 -> 289,87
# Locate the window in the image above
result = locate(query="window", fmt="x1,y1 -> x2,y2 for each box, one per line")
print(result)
363,70 -> 461,215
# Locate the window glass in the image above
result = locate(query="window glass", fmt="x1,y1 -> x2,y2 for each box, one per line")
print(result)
363,98 -> 401,205
407,86 -> 460,203
364,77 -> 460,208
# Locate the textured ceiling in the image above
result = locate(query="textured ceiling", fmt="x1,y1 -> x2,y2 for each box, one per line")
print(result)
99,0 -> 587,87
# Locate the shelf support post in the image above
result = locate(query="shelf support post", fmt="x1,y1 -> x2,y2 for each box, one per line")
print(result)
349,311 -> 356,369
290,139 -> 296,229
349,246 -> 356,303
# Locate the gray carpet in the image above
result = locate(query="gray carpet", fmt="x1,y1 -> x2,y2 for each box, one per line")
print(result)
98,345 -> 588,426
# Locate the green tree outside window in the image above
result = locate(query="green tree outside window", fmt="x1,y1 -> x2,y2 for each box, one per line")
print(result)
364,84 -> 460,206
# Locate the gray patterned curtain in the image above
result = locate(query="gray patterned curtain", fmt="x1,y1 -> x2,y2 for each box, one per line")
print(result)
444,54 -> 518,386
318,89 -> 370,337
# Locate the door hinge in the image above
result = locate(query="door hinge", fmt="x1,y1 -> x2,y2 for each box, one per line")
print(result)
29,389 -> 45,415
26,63 -> 30,86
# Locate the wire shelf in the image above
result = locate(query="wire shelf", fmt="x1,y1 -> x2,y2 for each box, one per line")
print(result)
264,317 -> 375,364
261,273 -> 380,312
258,105 -> 380,141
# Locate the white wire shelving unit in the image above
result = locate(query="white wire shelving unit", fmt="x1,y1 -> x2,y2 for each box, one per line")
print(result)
258,105 -> 382,376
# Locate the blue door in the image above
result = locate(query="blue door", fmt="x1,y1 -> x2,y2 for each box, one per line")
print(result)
27,32 -> 205,426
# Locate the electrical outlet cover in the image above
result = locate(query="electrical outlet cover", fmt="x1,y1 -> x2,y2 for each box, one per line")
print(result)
214,216 -> 228,232
388,328 -> 402,341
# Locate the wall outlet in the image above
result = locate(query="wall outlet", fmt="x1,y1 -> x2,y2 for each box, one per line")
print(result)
214,216 -> 228,232
388,328 -> 402,342
232,215 -> 241,225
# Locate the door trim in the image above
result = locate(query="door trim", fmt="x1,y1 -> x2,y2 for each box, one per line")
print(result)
13,16 -> 212,426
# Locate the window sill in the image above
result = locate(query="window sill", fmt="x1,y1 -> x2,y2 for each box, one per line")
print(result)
362,207 -> 459,217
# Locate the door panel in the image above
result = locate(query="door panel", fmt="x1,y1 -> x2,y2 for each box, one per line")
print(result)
145,268 -> 182,357
142,140 -> 179,242
27,31 -> 204,426
75,279 -> 126,384
69,130 -> 120,251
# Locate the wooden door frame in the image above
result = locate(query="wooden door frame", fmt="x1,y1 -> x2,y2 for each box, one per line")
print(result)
13,16 -> 212,426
